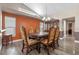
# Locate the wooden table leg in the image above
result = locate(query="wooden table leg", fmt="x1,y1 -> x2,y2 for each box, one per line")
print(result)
38,42 -> 40,53
36,43 -> 40,53
36,38 -> 41,54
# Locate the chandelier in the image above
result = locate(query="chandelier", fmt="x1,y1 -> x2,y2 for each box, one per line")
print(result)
42,4 -> 51,22
42,17 -> 51,21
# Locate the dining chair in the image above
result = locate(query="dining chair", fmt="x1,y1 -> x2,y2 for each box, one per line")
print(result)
40,27 -> 56,55
20,26 -> 39,54
35,28 -> 40,33
54,26 -> 60,48
28,27 -> 34,34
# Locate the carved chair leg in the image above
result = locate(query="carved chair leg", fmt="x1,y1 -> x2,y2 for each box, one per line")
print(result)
21,45 -> 24,53
52,42 -> 55,50
21,48 -> 24,52
22,41 -> 24,53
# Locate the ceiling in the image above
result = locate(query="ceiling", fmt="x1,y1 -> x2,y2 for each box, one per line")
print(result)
0,3 -> 40,19
1,3 -> 79,19
25,3 -> 79,19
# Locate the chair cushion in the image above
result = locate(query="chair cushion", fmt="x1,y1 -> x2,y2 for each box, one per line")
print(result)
28,39 -> 39,46
41,39 -> 53,45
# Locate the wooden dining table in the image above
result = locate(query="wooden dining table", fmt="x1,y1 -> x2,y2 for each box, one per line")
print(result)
29,32 -> 48,53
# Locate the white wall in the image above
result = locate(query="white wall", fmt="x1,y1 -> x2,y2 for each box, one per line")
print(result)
75,16 -> 79,32
59,19 -> 63,31
0,9 -> 2,50
0,10 -> 2,30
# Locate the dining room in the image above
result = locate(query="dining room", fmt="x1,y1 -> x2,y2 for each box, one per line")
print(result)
0,3 -> 79,55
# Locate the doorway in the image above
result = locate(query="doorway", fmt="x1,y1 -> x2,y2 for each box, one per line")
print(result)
63,17 -> 75,37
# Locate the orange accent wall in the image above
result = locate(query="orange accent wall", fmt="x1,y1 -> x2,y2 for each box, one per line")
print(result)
2,12 -> 40,40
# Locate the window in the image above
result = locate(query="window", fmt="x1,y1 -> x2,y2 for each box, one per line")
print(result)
5,16 -> 16,36
40,22 -> 48,31
40,22 -> 44,32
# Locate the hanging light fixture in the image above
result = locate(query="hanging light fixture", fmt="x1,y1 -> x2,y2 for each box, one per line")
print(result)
42,4 -> 51,22
47,17 -> 51,21
45,4 -> 51,21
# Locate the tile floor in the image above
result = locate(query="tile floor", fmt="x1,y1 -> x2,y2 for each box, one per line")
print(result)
0,37 -> 79,55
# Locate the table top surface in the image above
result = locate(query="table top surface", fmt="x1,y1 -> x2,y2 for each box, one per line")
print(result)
30,32 -> 48,36
29,32 -> 48,39
29,32 -> 48,37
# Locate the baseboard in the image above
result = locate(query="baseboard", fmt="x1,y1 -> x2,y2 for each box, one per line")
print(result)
9,39 -> 23,43
59,37 -> 64,40
75,40 -> 79,43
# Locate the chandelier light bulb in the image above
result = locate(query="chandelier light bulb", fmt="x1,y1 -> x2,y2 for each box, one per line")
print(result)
47,17 -> 51,21
42,17 -> 46,21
